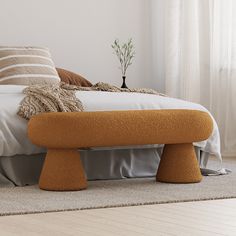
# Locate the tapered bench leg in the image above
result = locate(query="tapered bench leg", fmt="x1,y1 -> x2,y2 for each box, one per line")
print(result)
39,149 -> 87,191
156,143 -> 202,183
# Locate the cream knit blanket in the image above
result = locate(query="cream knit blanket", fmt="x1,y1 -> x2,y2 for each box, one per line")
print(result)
18,82 -> 164,120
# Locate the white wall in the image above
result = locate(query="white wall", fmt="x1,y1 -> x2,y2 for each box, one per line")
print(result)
0,0 -> 152,88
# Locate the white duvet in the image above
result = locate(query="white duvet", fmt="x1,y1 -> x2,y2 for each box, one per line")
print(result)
0,85 -> 221,160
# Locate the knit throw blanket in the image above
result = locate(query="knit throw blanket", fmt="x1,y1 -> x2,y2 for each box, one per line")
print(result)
18,82 -> 165,120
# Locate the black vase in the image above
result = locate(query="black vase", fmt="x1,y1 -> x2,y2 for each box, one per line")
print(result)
121,76 -> 128,89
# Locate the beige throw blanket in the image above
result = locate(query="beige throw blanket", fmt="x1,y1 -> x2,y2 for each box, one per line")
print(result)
18,82 -> 164,120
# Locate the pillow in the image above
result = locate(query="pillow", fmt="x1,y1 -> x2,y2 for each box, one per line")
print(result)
56,68 -> 92,87
0,46 -> 60,85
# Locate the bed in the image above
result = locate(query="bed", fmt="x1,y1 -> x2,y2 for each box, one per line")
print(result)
0,85 -> 221,186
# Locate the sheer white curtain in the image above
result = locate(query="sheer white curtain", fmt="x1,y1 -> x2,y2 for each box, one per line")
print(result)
152,0 -> 236,157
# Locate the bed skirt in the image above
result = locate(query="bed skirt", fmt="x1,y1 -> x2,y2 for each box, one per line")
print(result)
0,147 -> 207,187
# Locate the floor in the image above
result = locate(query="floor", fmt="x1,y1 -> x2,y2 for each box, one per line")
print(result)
1,156 -> 235,236
0,199 -> 236,236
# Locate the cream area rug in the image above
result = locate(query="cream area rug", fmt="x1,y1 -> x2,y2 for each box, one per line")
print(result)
0,157 -> 235,216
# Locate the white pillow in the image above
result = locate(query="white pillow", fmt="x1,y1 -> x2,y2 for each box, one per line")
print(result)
0,46 -> 60,85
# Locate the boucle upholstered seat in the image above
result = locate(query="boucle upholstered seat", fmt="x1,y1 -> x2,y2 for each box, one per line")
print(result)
28,110 -> 213,191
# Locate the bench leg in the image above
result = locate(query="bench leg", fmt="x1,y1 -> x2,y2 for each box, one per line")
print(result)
156,143 -> 202,183
39,149 -> 87,191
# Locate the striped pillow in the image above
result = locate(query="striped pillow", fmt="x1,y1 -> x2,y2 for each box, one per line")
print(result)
0,46 -> 60,85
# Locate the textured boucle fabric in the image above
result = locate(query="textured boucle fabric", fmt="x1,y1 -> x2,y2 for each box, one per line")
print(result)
28,110 -> 213,190
28,110 -> 213,149
156,143 -> 202,183
18,82 -> 164,120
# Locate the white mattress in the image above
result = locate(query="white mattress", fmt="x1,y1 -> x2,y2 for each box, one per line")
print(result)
0,85 -> 221,159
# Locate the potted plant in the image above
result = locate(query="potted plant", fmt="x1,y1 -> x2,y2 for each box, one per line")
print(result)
111,39 -> 135,88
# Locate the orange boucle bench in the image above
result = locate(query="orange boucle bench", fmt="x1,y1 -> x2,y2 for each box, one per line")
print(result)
28,110 -> 213,191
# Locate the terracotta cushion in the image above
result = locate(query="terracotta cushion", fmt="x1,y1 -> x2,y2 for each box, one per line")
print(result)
56,68 -> 92,87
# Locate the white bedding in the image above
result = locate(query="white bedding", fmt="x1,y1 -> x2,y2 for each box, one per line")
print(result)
0,85 -> 221,159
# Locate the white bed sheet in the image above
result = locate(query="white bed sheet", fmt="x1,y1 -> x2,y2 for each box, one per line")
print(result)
0,85 -> 221,159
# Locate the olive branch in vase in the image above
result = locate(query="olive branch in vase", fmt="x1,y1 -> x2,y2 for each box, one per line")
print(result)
111,38 -> 135,88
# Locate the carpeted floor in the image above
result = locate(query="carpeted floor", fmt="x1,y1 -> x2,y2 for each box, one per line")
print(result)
0,157 -> 235,216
